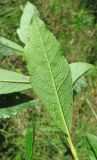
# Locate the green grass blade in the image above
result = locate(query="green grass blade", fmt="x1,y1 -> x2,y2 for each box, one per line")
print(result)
26,116 -> 35,160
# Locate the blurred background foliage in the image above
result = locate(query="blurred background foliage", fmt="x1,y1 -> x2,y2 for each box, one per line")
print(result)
0,0 -> 97,159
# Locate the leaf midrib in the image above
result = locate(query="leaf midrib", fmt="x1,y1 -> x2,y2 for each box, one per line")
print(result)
0,80 -> 30,83
34,16 -> 69,132
0,42 -> 23,54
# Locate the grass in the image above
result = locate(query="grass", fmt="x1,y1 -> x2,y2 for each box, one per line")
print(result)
0,0 -> 97,159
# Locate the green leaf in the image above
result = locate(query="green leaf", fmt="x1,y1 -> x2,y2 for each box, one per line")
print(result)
0,37 -> 23,56
14,153 -> 22,160
17,1 -> 39,43
26,116 -> 35,160
25,15 -> 73,133
0,99 -> 36,119
86,134 -> 97,160
73,76 -> 87,93
0,69 -> 31,94
70,62 -> 94,85
7,62 -> 92,94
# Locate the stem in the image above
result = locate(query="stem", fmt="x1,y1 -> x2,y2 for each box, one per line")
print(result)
67,133 -> 79,160
63,116 -> 79,159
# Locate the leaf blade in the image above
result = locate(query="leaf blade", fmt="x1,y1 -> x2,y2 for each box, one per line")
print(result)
26,116 -> 35,160
17,1 -> 39,43
0,37 -> 23,56
0,99 -> 37,119
70,62 -> 94,85
25,15 -> 72,133
0,69 -> 31,94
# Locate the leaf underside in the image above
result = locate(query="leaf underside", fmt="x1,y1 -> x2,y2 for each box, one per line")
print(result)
0,37 -> 23,56
0,69 -> 31,94
70,62 -> 94,85
0,100 -> 36,119
73,76 -> 87,93
25,15 -> 73,133
17,1 -> 39,43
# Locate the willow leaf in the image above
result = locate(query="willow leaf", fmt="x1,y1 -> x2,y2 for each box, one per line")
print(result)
25,16 -> 73,133
70,62 -> 94,85
0,69 -> 31,94
17,1 -> 39,43
0,37 -> 23,56
0,100 -> 36,119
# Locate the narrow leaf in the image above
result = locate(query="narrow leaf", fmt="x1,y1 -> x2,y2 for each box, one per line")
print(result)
26,116 -> 35,160
0,99 -> 37,119
0,69 -> 31,94
70,62 -> 94,85
0,37 -> 23,56
17,1 -> 39,43
86,134 -> 97,160
25,15 -> 73,133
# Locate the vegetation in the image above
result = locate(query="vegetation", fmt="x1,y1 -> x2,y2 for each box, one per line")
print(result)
0,0 -> 97,160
